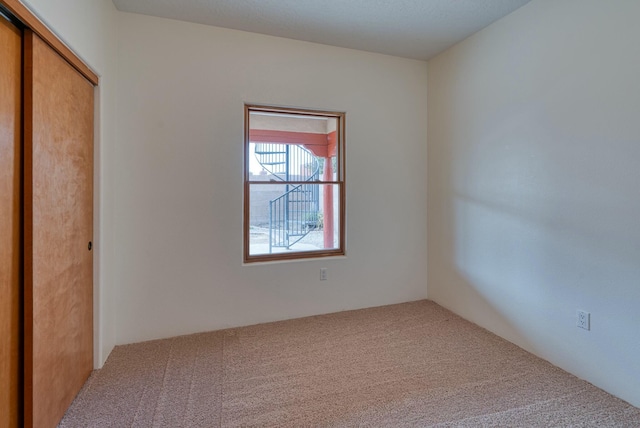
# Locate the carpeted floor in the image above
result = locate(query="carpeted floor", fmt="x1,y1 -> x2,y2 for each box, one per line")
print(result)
59,300 -> 640,427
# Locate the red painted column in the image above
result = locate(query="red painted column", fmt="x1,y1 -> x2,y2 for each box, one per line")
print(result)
323,158 -> 334,248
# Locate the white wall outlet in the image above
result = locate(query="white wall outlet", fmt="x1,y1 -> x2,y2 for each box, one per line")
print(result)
577,310 -> 590,330
320,268 -> 327,281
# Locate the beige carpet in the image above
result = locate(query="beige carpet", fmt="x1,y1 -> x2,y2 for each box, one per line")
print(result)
59,301 -> 640,427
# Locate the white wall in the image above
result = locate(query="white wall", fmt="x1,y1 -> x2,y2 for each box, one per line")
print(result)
114,13 -> 428,344
427,0 -> 640,407
20,0 -> 118,367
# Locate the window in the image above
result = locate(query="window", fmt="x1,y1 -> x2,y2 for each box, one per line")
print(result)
244,105 -> 345,262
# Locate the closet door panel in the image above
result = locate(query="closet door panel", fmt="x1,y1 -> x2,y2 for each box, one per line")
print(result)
24,30 -> 94,428
0,17 -> 22,428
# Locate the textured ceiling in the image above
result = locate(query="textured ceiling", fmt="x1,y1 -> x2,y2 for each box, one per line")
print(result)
112,0 -> 531,60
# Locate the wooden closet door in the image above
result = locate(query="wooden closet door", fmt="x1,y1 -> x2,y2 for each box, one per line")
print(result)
23,30 -> 94,428
0,17 -> 22,428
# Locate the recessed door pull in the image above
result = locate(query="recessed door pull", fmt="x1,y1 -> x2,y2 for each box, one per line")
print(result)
88,241 -> 92,251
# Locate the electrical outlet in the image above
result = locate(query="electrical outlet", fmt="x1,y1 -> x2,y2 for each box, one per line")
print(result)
577,310 -> 590,330
320,268 -> 327,281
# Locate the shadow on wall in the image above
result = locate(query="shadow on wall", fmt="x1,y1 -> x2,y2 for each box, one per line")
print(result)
449,186 -> 640,359
431,107 -> 640,366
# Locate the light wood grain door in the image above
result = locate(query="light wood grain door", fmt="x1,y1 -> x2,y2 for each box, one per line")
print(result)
23,30 -> 94,428
0,16 -> 22,428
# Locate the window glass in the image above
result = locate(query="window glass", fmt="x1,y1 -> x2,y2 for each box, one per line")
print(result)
244,106 -> 345,262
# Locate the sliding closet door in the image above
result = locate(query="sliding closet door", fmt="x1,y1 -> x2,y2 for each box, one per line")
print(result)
0,17 -> 22,428
23,30 -> 94,428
